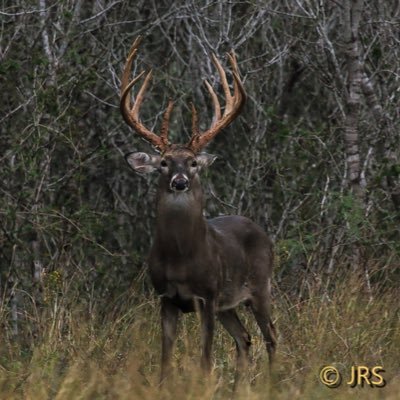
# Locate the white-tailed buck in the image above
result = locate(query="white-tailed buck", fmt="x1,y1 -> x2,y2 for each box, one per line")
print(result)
122,37 -> 276,384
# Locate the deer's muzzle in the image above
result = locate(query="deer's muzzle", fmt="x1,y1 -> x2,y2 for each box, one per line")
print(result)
170,174 -> 189,192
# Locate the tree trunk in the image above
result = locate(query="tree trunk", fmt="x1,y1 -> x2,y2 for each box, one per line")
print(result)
343,0 -> 365,271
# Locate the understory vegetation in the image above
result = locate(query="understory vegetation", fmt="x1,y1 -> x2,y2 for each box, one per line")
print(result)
1,272 -> 399,399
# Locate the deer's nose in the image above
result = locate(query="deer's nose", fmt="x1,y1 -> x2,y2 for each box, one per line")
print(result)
171,174 -> 189,192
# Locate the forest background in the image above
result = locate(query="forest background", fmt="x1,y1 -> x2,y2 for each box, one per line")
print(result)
0,1 -> 399,399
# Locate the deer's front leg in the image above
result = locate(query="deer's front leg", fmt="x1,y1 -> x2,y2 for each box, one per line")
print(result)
200,299 -> 216,373
160,297 -> 180,383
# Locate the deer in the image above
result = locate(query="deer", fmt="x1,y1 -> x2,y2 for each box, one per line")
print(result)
121,37 -> 276,386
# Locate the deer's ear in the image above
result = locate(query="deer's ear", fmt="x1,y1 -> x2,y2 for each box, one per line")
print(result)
125,152 -> 161,173
196,153 -> 217,169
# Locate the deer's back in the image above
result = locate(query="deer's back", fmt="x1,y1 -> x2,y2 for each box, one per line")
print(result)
208,215 -> 273,261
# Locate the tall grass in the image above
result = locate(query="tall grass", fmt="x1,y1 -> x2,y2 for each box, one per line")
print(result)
0,271 -> 399,399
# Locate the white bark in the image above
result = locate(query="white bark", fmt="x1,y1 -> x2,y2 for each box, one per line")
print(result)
343,0 -> 364,199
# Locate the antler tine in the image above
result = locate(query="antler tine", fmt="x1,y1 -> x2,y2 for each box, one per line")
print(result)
211,53 -> 232,109
191,102 -> 200,137
131,69 -> 153,120
188,51 -> 246,153
204,80 -> 221,128
160,100 -> 174,147
120,36 -> 141,95
120,36 -> 168,152
227,52 -> 239,99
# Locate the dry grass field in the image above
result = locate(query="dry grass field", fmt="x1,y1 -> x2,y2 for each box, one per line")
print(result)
1,270 -> 398,400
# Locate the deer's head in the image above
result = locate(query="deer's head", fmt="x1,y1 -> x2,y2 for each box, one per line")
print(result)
122,37 -> 246,193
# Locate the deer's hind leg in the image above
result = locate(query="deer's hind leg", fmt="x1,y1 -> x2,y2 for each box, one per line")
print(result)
250,290 -> 276,365
218,309 -> 251,388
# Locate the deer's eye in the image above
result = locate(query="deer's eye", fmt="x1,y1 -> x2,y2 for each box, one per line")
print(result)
191,160 -> 197,168
160,160 -> 167,167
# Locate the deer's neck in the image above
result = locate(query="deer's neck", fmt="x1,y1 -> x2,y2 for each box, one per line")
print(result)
155,178 -> 207,256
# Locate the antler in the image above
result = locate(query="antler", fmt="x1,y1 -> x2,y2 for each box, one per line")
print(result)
188,52 -> 246,153
120,36 -> 172,152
